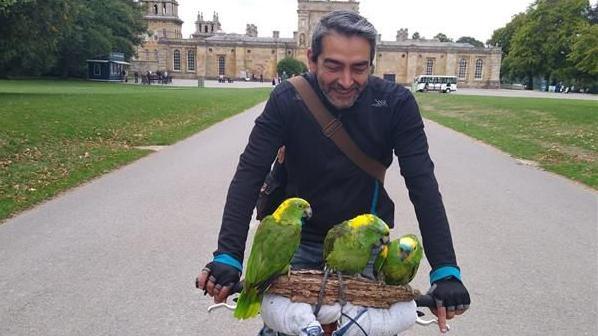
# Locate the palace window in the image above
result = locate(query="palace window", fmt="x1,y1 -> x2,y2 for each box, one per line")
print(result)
458,58 -> 468,78
187,50 -> 195,71
93,64 -> 101,76
173,50 -> 181,71
162,3 -> 166,15
475,59 -> 483,79
426,58 -> 434,75
153,4 -> 158,15
218,55 -> 225,75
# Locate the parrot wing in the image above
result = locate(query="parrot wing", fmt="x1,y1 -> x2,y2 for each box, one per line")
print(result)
323,221 -> 351,261
234,214 -> 301,319
245,215 -> 301,288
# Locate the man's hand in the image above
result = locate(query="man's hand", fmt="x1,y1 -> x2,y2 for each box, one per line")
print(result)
196,261 -> 241,304
429,277 -> 470,333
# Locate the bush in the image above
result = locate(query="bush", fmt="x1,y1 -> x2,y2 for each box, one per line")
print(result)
276,57 -> 307,77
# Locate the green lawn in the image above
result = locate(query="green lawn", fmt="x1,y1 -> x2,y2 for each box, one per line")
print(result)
415,93 -> 597,189
1,81 -> 595,222
0,80 -> 270,221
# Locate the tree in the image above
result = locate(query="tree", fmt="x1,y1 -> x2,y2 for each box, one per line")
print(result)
0,0 -> 76,76
507,0 -> 590,87
53,0 -> 147,77
487,12 -> 528,83
456,36 -> 484,48
587,2 -> 597,24
0,0 -> 19,14
277,57 -> 307,77
488,13 -> 527,54
569,24 -> 598,76
433,33 -> 453,42
0,0 -> 147,77
567,23 -> 598,91
411,32 -> 421,40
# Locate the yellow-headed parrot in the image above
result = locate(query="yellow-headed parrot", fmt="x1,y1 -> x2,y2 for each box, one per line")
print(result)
323,214 -> 390,275
233,197 -> 312,319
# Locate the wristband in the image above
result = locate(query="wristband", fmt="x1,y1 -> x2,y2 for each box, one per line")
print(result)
213,253 -> 243,272
429,266 -> 461,285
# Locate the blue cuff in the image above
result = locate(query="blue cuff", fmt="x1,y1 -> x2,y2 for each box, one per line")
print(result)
430,266 -> 461,285
213,253 -> 243,273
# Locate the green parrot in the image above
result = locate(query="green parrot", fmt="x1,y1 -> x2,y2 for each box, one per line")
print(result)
323,214 -> 391,275
233,197 -> 312,320
374,234 -> 423,285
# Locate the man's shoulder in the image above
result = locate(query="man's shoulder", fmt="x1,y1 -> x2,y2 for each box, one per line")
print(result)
270,78 -> 300,101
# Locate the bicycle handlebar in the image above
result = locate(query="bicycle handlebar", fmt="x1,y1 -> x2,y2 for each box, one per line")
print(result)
414,294 -> 436,308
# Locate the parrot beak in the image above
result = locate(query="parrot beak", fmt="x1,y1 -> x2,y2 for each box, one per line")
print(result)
399,243 -> 413,260
303,206 -> 312,220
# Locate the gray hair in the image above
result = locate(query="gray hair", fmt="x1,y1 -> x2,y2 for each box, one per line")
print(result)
310,10 -> 377,64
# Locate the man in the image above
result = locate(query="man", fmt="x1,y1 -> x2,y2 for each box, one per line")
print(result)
197,10 -> 470,334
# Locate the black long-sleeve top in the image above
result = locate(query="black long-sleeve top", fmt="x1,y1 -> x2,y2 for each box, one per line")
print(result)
215,72 -> 458,271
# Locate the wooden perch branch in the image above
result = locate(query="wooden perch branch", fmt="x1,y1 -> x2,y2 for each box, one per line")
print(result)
266,270 -> 420,309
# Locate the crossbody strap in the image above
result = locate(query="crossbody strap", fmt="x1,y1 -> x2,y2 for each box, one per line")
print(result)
288,76 -> 386,184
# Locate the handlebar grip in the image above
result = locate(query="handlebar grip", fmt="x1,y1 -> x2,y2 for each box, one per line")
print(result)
415,294 -> 436,308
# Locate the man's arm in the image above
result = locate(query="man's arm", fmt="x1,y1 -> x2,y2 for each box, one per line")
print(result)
197,90 -> 287,303
216,93 -> 286,261
391,92 -> 457,270
391,91 -> 469,331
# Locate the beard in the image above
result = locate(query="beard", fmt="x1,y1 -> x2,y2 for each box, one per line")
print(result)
316,75 -> 366,110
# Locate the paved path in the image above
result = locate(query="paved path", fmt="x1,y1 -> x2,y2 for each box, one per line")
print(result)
1,102 -> 596,335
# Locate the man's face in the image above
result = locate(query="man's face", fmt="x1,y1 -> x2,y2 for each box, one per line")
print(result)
308,32 -> 371,109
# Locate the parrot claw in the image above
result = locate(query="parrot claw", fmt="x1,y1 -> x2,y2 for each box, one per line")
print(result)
207,302 -> 237,313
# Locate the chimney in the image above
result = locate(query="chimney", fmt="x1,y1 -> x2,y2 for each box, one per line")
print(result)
396,28 -> 408,42
273,31 -> 280,39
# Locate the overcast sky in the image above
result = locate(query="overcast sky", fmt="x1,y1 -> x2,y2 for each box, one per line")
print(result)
176,0 -> 539,43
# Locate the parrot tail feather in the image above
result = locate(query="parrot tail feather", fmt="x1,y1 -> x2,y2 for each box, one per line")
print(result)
233,288 -> 261,320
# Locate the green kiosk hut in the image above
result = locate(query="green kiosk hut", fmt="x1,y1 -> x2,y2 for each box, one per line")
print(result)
87,52 -> 129,81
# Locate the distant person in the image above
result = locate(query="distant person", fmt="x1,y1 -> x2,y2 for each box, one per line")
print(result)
260,74 -> 263,83
134,71 -> 139,84
271,77 -> 276,86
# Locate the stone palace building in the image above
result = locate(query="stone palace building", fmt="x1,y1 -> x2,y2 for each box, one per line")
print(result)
131,0 -> 501,88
